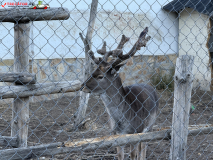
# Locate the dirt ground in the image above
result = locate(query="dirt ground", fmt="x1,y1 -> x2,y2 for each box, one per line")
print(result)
0,88 -> 213,160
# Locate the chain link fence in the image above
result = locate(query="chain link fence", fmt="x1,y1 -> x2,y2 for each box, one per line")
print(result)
0,0 -> 213,159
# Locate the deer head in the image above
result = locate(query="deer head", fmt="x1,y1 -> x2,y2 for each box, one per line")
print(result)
81,27 -> 151,95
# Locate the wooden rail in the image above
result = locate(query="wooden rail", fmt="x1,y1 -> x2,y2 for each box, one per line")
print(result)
0,136 -> 17,147
0,125 -> 212,160
0,80 -> 81,99
0,8 -> 69,23
0,72 -> 36,84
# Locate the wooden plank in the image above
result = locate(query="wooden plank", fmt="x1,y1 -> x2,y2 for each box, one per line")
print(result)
0,80 -> 81,99
0,8 -> 69,23
169,55 -> 194,160
0,72 -> 36,84
11,23 -> 31,147
1,125 -> 213,160
0,136 -> 17,147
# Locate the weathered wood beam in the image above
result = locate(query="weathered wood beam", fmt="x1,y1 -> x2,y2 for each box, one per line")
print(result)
0,72 -> 36,84
153,124 -> 213,132
1,126 -> 213,160
0,142 -> 62,160
75,0 -> 99,130
11,22 -> 30,148
0,8 -> 70,23
0,80 -> 81,99
170,55 -> 194,160
0,136 -> 17,147
0,130 -> 169,160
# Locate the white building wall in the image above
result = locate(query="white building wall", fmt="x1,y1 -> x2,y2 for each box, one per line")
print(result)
0,0 -> 178,59
179,8 -> 211,90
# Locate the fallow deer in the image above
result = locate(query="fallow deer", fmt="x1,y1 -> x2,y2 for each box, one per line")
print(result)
80,27 -> 158,160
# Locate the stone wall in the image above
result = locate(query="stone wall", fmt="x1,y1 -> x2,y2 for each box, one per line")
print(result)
0,54 -> 177,102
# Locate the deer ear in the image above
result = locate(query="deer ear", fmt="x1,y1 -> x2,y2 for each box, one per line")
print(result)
111,68 -> 116,75
113,63 -> 126,71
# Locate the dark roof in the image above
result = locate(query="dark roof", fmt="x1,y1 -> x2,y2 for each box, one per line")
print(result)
163,0 -> 213,15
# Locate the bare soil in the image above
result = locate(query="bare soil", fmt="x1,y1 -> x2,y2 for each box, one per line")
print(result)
0,89 -> 213,159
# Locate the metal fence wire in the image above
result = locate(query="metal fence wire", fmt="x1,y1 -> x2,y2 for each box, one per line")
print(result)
0,0 -> 213,159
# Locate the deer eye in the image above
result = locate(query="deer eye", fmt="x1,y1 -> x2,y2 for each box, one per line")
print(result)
97,75 -> 104,80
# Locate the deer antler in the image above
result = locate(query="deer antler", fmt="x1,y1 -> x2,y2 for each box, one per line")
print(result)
97,41 -> 107,55
110,27 -> 151,67
117,34 -> 130,50
81,27 -> 150,66
79,32 -> 100,64
97,34 -> 130,62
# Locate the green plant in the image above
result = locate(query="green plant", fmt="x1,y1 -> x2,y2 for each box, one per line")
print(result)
151,67 -> 175,91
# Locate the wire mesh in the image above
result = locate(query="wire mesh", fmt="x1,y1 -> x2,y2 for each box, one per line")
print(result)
0,0 -> 212,159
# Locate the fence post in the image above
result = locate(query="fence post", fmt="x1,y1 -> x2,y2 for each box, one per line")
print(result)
74,0 -> 98,129
169,55 -> 194,160
11,23 -> 30,147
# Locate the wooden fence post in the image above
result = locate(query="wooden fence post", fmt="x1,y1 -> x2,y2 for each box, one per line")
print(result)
11,23 -> 30,147
74,0 -> 98,129
0,7 -> 69,148
169,55 -> 194,160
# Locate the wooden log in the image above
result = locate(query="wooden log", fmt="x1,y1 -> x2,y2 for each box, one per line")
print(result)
0,80 -> 81,99
0,130 -> 170,160
0,72 -> 36,84
1,125 -> 213,160
0,8 -> 70,23
0,136 -> 17,147
152,124 -> 213,131
11,23 -> 31,147
153,124 -> 213,132
169,55 -> 194,160
0,142 -> 62,160
75,0 -> 98,130
188,126 -> 213,136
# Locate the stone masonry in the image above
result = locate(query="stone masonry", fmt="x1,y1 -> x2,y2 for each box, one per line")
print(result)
0,54 -> 177,103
